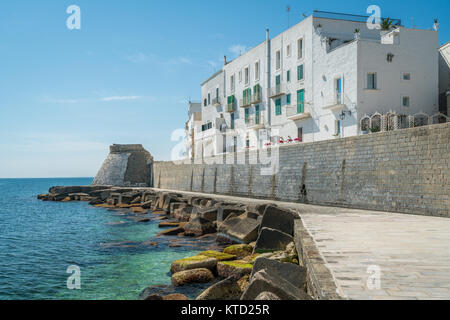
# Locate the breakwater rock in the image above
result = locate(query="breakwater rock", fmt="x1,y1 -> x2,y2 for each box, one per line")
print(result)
38,186 -> 311,300
92,144 -> 153,187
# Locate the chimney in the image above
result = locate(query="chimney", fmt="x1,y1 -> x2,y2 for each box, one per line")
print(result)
266,28 -> 270,41
224,55 -> 227,65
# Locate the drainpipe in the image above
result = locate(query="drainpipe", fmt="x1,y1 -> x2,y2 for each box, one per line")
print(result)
266,29 -> 271,127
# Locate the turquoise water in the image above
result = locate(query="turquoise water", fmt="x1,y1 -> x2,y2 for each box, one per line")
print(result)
0,178 -> 215,300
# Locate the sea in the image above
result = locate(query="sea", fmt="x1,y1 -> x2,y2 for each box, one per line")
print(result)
0,178 -> 213,300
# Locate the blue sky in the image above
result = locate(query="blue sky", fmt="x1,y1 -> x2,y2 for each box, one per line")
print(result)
0,0 -> 448,178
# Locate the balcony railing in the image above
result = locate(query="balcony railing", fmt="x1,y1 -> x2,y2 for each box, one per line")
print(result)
251,92 -> 262,104
269,84 -> 286,98
286,104 -> 311,121
240,97 -> 251,108
226,101 -> 235,113
245,114 -> 265,129
212,97 -> 221,106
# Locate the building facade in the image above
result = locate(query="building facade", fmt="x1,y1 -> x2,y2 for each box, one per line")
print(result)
439,42 -> 450,114
188,12 -> 440,159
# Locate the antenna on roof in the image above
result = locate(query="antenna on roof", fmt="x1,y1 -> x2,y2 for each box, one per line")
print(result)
287,5 -> 291,28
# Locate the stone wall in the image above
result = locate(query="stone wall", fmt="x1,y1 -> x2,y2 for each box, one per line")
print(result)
154,123 -> 450,217
93,144 -> 153,187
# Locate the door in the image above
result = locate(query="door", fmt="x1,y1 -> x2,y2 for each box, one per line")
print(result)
297,127 -> 303,142
255,105 -> 260,124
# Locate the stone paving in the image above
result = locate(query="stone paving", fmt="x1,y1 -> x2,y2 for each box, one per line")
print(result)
152,188 -> 450,300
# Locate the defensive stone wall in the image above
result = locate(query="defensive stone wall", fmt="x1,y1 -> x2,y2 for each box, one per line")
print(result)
93,144 -> 153,187
154,123 -> 450,217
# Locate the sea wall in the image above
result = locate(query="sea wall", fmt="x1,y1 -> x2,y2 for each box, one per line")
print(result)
154,122 -> 450,217
93,144 -> 153,187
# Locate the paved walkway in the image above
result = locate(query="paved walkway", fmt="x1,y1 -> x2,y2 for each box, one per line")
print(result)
152,188 -> 450,300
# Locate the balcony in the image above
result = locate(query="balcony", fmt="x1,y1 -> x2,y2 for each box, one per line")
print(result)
245,114 -> 265,130
269,84 -> 286,98
286,104 -> 311,121
212,97 -> 221,106
240,97 -> 251,108
251,92 -> 262,104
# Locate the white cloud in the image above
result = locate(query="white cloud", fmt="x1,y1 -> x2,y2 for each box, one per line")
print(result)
229,44 -> 247,58
100,96 -> 142,102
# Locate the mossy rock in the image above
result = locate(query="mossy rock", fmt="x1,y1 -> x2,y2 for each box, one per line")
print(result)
217,260 -> 253,278
171,268 -> 215,286
170,255 -> 218,273
223,244 -> 253,258
198,250 -> 236,261
241,254 -> 260,264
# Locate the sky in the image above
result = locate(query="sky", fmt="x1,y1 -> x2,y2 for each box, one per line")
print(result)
0,0 -> 449,178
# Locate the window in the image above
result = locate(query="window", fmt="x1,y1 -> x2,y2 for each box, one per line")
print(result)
245,108 -> 250,124
276,50 -> 281,70
231,75 -> 235,92
403,73 -> 411,81
334,120 -> 341,136
255,61 -> 260,80
208,93 -> 211,105
287,44 -> 291,57
244,67 -> 249,85
287,70 -> 291,82
275,98 -> 282,115
297,64 -> 304,81
216,88 -> 219,99
335,78 -> 343,104
230,113 -> 235,129
402,96 -> 410,107
297,38 -> 303,59
255,105 -> 260,124
286,94 -> 291,105
297,89 -> 305,113
238,71 -> 242,82
367,73 -> 377,89
201,122 -> 212,131
204,99 -> 207,107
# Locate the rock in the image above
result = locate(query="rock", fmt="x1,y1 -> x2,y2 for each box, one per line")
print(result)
196,277 -> 243,300
158,221 -> 180,228
241,270 -> 309,300
143,293 -> 163,300
171,268 -> 214,286
162,293 -> 189,300
224,244 -> 254,258
237,274 -> 250,292
131,207 -> 148,214
136,217 -> 150,223
217,215 -> 260,244
183,217 -> 216,237
130,196 -> 142,204
174,206 -> 196,222
157,224 -> 186,236
198,208 -> 218,222
247,203 -> 270,216
260,205 -> 299,236
251,258 -> 306,289
217,260 -> 253,278
254,227 -> 293,253
169,202 -> 188,217
170,255 -> 218,273
255,291 -> 281,300
197,250 -> 235,261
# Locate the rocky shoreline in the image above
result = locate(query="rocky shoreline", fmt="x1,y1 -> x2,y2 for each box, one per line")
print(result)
38,186 -> 311,300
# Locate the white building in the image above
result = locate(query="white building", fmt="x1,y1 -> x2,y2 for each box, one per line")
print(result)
439,42 -> 450,114
188,11 -> 440,159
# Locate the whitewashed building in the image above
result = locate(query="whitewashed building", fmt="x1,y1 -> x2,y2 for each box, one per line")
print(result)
188,11 -> 440,159
439,42 -> 450,114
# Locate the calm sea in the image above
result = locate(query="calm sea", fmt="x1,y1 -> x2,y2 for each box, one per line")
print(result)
0,178 -> 205,300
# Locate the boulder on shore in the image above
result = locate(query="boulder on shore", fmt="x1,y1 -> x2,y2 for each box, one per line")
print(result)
197,250 -> 236,261
241,270 -> 309,300
251,258 -> 306,289
171,268 -> 214,286
217,260 -> 253,279
170,255 -> 218,273
196,276 -> 243,300
255,291 -> 281,300
183,217 -> 216,237
217,215 -> 260,244
260,205 -> 299,236
254,227 -> 293,253
223,244 -> 254,258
